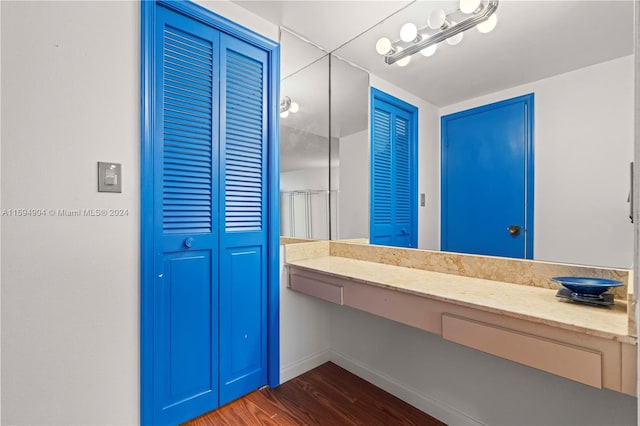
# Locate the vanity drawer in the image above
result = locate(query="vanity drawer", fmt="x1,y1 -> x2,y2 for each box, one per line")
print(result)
289,269 -> 344,305
442,315 -> 602,388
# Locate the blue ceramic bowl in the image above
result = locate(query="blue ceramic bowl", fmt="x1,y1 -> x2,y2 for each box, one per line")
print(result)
551,276 -> 623,296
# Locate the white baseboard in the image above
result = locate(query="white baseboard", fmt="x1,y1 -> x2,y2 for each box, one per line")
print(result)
330,349 -> 485,426
279,349 -> 331,383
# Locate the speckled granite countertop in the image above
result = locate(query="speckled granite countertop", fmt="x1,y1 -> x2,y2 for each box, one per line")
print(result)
288,255 -> 634,343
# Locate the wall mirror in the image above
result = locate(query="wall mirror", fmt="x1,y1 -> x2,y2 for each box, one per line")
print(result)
331,55 -> 370,240
279,30 -> 330,239
279,31 -> 370,241
278,1 -> 634,269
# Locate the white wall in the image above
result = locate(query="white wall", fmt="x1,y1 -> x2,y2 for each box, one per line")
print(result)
338,130 -> 369,239
0,1 -> 277,424
329,305 -> 637,426
280,167 -> 329,191
279,247 -> 331,383
194,0 -> 278,40
441,55 -> 635,269
369,75 -> 441,250
2,2 -> 139,424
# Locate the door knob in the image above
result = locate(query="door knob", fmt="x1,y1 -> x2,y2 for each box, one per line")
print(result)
508,225 -> 521,236
184,237 -> 194,248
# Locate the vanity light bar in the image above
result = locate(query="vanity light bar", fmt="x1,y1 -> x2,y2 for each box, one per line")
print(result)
382,0 -> 499,65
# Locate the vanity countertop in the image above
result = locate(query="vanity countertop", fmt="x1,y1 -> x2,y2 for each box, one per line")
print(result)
287,255 -> 634,343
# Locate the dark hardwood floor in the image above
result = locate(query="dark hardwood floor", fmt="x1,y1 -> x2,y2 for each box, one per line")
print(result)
184,362 -> 446,425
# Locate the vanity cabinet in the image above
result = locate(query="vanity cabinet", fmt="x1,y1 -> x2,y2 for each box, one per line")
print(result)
442,315 -> 603,388
288,264 -> 637,396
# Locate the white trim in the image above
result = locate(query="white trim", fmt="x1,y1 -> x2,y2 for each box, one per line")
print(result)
280,349 -> 331,383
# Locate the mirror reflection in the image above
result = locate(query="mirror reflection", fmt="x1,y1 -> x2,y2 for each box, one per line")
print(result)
279,31 -> 330,239
279,1 -> 634,269
331,55 -> 370,240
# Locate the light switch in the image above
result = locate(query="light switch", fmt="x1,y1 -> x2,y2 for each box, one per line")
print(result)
420,193 -> 426,207
104,168 -> 117,186
98,162 -> 122,193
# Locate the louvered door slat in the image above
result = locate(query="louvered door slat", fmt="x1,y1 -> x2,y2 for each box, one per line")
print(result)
395,116 -> 411,225
370,88 -> 417,248
218,34 -> 269,406
150,7 -> 222,425
372,108 -> 392,226
162,27 -> 213,235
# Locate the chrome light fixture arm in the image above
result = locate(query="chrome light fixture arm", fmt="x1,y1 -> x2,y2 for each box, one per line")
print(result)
384,0 -> 499,65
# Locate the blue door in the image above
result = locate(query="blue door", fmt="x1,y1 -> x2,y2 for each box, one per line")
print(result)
441,94 -> 534,259
141,2 -> 280,425
370,88 -> 418,248
218,33 -> 269,405
152,7 -> 220,425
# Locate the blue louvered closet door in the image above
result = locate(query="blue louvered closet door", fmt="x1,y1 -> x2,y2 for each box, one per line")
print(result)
370,88 -> 418,248
150,5 -> 271,425
218,33 -> 269,406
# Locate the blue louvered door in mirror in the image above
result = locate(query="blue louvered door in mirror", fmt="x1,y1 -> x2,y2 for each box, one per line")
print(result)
370,88 -> 418,248
218,34 -> 269,405
153,7 -> 220,425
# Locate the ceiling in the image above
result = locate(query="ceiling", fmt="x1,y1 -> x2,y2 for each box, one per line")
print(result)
232,1 -> 413,53
234,0 -> 634,107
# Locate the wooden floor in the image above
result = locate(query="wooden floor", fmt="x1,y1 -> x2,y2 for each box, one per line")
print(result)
184,362 -> 446,425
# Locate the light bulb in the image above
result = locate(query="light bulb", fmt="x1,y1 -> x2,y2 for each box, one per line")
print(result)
420,43 -> 437,57
400,23 -> 418,42
375,37 -> 393,55
280,110 -> 289,118
428,9 -> 446,30
459,0 -> 482,14
289,102 -> 299,113
477,14 -> 497,33
446,22 -> 464,45
396,47 -> 411,67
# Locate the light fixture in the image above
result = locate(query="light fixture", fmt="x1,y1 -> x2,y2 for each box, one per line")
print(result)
477,13 -> 498,33
400,22 -> 419,43
460,0 -> 482,14
396,47 -> 411,67
280,96 -> 299,118
428,9 -> 446,30
375,0 -> 499,66
420,36 -> 438,57
375,37 -> 394,55
446,22 -> 464,45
